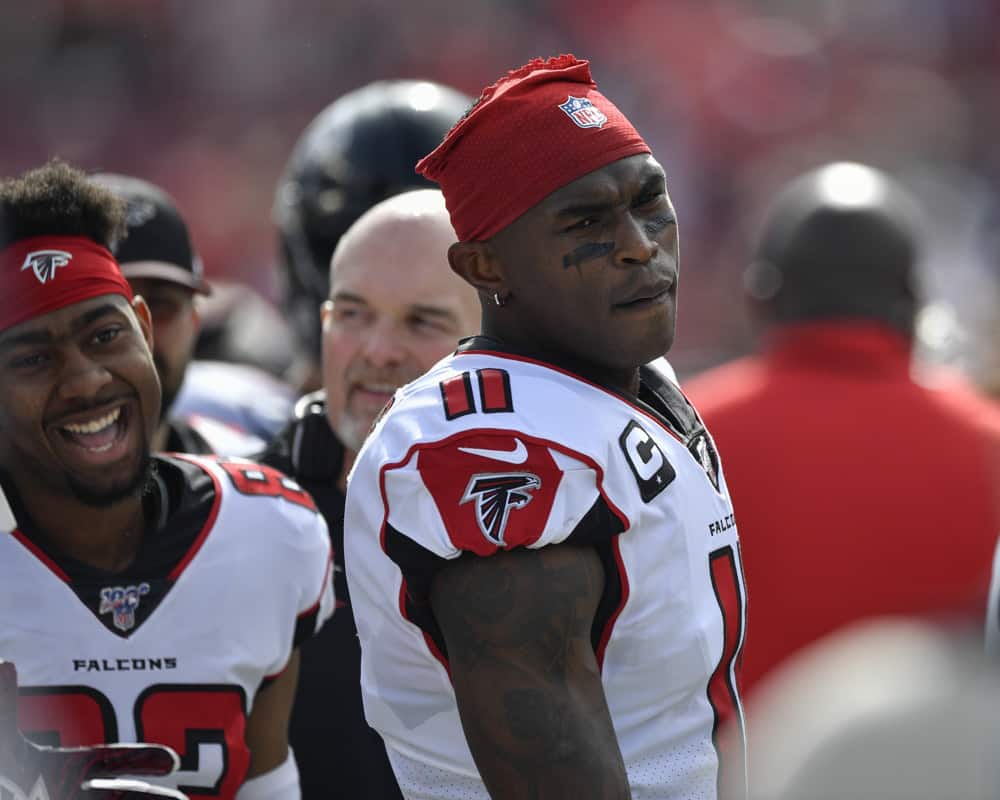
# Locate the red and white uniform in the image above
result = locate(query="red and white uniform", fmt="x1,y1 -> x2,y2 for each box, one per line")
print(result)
345,344 -> 748,800
0,454 -> 334,799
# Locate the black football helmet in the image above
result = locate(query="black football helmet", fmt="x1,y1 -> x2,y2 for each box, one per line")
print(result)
274,79 -> 472,358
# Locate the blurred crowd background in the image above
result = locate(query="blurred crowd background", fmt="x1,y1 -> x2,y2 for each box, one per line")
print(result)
3,0 -> 1000,381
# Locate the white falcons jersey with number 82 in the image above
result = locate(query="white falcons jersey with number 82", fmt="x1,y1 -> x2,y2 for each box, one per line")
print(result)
0,454 -> 334,800
345,349 -> 748,800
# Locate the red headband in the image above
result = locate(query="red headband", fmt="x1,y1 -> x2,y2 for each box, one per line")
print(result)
416,55 -> 651,241
0,235 -> 134,333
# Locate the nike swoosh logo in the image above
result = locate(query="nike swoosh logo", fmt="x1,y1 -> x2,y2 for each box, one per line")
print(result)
457,439 -> 529,464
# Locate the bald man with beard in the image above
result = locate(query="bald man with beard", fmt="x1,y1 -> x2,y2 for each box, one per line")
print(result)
258,188 -> 481,800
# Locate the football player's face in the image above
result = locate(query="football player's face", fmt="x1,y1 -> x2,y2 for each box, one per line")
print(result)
127,278 -> 198,420
0,295 -> 160,507
320,215 -> 480,452
491,154 -> 679,378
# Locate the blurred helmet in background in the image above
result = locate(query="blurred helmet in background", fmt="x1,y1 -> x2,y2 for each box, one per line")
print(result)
273,79 -> 472,358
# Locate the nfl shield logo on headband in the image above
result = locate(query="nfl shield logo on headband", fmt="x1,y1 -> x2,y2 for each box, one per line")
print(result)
559,96 -> 608,129
21,250 -> 72,284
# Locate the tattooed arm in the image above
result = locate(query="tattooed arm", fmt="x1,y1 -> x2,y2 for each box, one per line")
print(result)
430,544 -> 630,800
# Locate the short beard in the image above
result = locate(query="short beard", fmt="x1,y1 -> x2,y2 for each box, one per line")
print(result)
66,450 -> 155,508
334,411 -> 372,454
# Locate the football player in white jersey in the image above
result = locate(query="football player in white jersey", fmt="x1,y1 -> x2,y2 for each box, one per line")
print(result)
344,55 -> 748,800
0,161 -> 334,799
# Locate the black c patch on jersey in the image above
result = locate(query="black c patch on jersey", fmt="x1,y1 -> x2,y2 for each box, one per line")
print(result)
618,420 -> 676,502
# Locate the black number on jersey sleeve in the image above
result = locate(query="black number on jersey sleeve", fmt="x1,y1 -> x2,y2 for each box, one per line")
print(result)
217,459 -> 318,512
17,684 -> 250,799
439,368 -> 514,420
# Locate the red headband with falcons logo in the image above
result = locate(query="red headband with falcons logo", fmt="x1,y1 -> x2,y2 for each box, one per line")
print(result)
0,235 -> 134,333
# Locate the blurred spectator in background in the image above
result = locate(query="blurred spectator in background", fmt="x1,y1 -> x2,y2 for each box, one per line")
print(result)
745,619 -> 1000,800
168,274 -> 300,446
93,173 -> 266,455
258,188 -> 481,800
191,278 -> 299,378
272,79 -> 472,392
169,356 -> 296,446
684,161 -> 1000,697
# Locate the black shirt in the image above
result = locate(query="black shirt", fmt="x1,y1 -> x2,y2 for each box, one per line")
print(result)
258,391 -> 403,800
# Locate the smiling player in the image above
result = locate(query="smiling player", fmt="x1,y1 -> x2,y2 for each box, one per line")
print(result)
0,161 -> 334,799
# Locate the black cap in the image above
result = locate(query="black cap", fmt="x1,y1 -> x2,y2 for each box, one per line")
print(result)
90,173 -> 211,294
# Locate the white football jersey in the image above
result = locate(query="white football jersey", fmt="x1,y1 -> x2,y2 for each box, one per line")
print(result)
345,346 -> 748,800
0,454 -> 334,799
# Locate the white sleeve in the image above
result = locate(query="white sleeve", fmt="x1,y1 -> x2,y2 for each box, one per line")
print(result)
382,429 -> 604,560
986,534 -> 1000,657
292,512 -> 336,647
236,750 -> 300,800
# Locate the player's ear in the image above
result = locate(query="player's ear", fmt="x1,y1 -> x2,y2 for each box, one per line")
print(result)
131,295 -> 154,350
449,241 -> 506,295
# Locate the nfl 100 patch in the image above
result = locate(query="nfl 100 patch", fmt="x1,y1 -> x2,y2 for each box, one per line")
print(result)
99,582 -> 151,632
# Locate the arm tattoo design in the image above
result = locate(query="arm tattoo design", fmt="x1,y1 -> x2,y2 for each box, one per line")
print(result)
431,546 -> 631,799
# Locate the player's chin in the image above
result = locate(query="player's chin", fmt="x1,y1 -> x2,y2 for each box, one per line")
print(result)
65,451 -> 154,508
612,317 -> 676,366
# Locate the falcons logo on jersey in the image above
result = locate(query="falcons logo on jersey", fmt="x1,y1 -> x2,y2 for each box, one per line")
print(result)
461,472 -> 541,547
20,250 -> 72,284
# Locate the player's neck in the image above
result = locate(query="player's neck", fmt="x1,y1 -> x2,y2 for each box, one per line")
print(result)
475,325 -> 641,397
13,478 -> 147,573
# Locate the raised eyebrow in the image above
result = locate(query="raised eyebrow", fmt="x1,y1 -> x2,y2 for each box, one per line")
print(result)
555,171 -> 668,220
554,197 -> 616,220
73,303 -> 126,332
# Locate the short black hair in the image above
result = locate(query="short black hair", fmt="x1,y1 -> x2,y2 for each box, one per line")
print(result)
0,159 -> 126,250
750,163 -> 922,336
